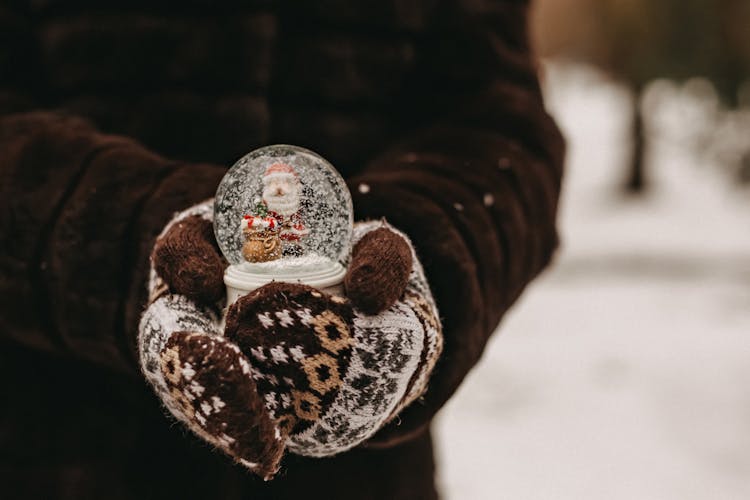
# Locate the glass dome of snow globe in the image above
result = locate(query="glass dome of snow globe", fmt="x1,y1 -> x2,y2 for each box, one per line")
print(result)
214,145 -> 353,304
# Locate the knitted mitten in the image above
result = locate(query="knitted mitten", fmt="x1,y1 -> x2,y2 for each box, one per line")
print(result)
138,200 -> 442,479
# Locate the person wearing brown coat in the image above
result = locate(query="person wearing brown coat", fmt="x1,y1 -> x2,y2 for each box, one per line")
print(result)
0,1 -> 564,498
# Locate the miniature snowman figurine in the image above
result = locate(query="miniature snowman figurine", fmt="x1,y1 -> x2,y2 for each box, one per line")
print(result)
215,145 -> 352,305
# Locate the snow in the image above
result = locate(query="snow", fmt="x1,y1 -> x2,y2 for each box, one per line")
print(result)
238,253 -> 333,274
434,62 -> 750,500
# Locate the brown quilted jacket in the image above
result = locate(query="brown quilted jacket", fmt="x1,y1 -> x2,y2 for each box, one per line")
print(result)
0,1 -> 564,498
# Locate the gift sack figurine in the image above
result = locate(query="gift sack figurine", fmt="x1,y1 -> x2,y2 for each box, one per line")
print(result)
241,212 -> 282,263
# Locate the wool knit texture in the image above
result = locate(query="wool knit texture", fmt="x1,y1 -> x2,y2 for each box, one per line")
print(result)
345,226 -> 413,315
152,215 -> 226,304
138,200 -> 443,476
1,1 -> 564,495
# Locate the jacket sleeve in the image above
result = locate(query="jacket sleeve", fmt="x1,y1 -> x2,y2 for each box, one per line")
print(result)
0,110 -> 227,374
351,0 -> 565,446
0,3 -> 230,375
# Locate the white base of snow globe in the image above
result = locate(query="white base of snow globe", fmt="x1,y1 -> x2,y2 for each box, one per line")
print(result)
224,254 -> 347,306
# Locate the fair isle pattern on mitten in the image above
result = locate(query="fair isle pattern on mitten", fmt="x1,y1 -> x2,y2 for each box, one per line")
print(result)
139,200 -> 286,478
224,283 -> 357,441
139,293 -> 221,399
140,199 -> 224,425
224,221 -> 443,457
285,221 -> 442,455
351,220 -> 443,420
224,280 -> 429,457
159,331 -> 285,478
139,294 -> 285,478
287,298 -> 427,456
139,201 -> 443,472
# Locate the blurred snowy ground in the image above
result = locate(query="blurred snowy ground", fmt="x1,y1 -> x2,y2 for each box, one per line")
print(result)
434,63 -> 750,500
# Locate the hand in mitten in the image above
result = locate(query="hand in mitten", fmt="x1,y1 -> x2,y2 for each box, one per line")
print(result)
138,200 -> 442,479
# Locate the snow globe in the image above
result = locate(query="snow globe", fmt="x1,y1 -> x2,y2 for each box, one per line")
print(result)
214,145 -> 353,305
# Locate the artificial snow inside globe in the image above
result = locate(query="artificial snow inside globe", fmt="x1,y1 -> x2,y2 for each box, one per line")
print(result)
214,145 -> 353,305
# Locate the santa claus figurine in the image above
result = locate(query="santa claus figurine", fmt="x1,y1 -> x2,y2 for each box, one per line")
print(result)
254,162 -> 308,257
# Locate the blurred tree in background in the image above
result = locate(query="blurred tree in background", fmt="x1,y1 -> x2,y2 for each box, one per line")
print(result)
532,0 -> 750,192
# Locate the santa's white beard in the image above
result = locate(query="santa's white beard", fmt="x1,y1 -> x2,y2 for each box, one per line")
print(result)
263,187 -> 300,216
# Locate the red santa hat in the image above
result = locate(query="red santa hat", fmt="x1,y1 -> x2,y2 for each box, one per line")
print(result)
263,162 -> 299,182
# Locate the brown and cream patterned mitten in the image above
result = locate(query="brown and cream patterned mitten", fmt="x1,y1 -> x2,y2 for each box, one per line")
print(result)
138,200 -> 442,479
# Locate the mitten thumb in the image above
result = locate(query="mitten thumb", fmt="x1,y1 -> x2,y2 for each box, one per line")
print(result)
158,331 -> 287,479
